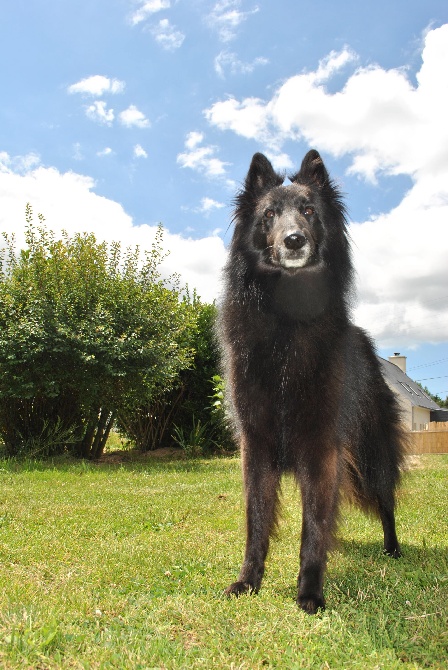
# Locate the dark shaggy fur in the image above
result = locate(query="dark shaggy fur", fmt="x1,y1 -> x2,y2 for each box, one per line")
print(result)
218,150 -> 406,614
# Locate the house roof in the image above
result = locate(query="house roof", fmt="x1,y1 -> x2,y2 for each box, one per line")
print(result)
379,357 -> 440,411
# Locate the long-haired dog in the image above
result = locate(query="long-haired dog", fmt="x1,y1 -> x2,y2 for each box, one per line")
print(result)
218,150 -> 405,614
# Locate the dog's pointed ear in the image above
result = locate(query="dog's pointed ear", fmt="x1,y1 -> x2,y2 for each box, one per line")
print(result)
290,150 -> 329,187
244,153 -> 283,194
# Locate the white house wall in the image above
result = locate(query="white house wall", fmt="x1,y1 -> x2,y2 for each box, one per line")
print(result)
412,406 -> 431,431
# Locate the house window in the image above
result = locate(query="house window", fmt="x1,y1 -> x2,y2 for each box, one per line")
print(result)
399,382 -> 420,396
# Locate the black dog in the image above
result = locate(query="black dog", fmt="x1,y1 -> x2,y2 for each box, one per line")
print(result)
218,150 -> 405,614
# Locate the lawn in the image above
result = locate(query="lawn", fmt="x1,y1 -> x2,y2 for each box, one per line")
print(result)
0,453 -> 446,669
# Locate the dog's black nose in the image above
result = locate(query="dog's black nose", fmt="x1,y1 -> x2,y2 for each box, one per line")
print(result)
284,232 -> 306,250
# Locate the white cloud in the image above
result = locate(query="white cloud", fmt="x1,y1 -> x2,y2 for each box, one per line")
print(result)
177,132 -> 230,178
97,147 -> 114,157
208,0 -> 259,42
68,75 -> 125,96
185,131 -> 204,150
264,151 -> 293,171
214,50 -> 268,78
119,105 -> 150,128
84,103 -> 150,129
312,47 -> 358,84
205,95 -> 271,143
0,156 -> 226,303
350,173 -> 448,347
196,197 -> 226,214
204,25 -> 448,346
205,47 -> 358,149
0,151 -> 40,174
150,18 -> 185,50
129,0 -> 170,26
133,144 -> 148,158
205,30 -> 448,180
86,101 -> 115,126
73,143 -> 84,160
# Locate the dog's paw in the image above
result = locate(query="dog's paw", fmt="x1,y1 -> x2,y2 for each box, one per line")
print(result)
384,546 -> 402,559
297,594 -> 325,615
224,581 -> 256,597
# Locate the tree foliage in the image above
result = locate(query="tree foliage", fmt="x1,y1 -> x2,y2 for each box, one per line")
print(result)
116,300 -> 235,454
0,206 -> 195,457
418,384 -> 448,409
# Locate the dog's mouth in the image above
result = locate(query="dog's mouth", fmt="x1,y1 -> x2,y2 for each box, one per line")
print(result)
268,229 -> 317,270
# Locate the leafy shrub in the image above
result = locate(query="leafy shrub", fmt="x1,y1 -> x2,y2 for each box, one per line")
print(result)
207,374 -> 235,453
170,375 -> 235,458
171,417 -> 208,459
0,206 -> 194,458
117,301 -> 235,453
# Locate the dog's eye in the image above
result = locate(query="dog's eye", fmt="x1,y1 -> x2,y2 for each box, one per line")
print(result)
303,206 -> 315,217
265,209 -> 275,219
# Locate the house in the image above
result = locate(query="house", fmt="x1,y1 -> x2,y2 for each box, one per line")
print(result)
379,353 -> 448,431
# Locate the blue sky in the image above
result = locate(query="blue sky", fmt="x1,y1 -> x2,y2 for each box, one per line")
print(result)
1,0 -> 448,396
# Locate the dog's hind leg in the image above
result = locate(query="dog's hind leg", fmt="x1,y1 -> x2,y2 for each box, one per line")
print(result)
296,448 -> 340,614
378,494 -> 401,558
348,462 -> 402,558
225,445 -> 281,597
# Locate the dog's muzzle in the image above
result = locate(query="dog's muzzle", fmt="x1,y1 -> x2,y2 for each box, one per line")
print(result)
276,229 -> 313,269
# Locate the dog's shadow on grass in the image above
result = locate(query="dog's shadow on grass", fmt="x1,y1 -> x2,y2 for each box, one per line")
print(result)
277,540 -> 447,605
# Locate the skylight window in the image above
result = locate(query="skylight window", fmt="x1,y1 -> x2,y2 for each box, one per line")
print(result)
399,382 -> 420,395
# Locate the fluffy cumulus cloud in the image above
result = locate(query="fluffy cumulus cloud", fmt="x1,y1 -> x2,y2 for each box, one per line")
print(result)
196,197 -> 225,215
67,76 -> 150,129
350,177 -> 448,347
133,144 -> 148,158
67,75 -> 125,96
118,105 -> 150,128
205,24 -> 448,346
86,101 -> 115,126
150,18 -> 185,50
205,47 -> 358,149
0,154 -> 226,303
205,95 -> 269,143
177,131 -> 230,179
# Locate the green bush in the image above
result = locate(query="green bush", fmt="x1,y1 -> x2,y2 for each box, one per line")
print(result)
0,206 -> 194,458
117,301 -> 235,453
171,416 -> 209,458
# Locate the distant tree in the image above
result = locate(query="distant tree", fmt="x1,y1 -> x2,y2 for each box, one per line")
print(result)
417,384 -> 448,409
0,206 -> 194,458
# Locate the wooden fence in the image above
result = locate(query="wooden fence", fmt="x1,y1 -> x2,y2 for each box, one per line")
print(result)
408,422 -> 448,454
427,422 -> 448,431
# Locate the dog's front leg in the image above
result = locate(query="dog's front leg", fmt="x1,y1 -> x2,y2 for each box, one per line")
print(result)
226,445 -> 280,597
296,448 -> 340,614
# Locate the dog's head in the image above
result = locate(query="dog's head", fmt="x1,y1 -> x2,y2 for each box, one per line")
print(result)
232,150 -> 348,275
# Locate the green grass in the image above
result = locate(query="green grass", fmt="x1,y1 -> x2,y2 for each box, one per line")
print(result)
0,454 -> 446,669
